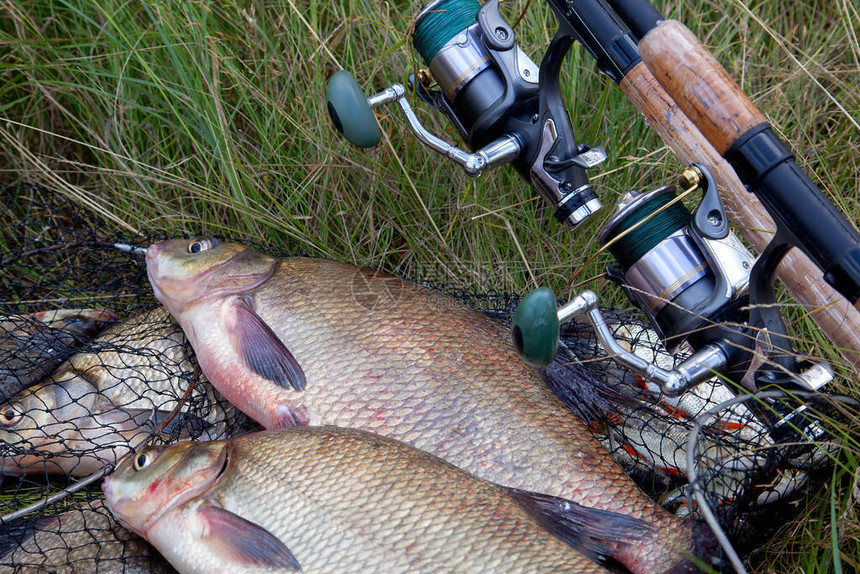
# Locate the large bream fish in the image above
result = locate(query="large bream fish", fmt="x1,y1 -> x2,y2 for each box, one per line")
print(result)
103,425 -> 647,573
146,238 -> 700,573
0,306 -> 252,477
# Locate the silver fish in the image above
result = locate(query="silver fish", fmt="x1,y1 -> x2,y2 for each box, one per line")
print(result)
0,306 -> 255,477
0,499 -> 175,573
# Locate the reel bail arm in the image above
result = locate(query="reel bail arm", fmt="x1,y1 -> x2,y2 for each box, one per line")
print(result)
513,283 -> 832,395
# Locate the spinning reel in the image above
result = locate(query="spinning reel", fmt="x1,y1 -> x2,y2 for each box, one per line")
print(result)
327,0 -> 606,228
513,164 -> 834,398
326,0 -> 837,398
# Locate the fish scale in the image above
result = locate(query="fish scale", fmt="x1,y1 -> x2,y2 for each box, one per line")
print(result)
147,239 -> 698,573
104,426 -> 611,573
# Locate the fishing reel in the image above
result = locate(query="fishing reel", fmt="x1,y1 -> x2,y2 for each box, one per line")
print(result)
513,164 -> 834,397
326,0 -> 606,228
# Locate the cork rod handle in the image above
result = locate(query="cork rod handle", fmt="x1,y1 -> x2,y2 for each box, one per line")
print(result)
637,20 -> 765,154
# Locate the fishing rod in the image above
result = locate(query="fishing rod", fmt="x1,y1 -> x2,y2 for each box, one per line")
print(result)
606,0 -> 860,310
324,0 -> 859,398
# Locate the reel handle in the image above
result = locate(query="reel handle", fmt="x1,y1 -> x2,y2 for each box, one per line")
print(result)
512,285 -> 830,394
512,287 -> 739,396
326,70 -> 382,148
326,71 -> 523,177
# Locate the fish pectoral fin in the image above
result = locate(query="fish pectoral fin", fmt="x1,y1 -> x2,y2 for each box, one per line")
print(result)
508,488 -> 653,565
230,297 -> 306,392
198,504 -> 300,570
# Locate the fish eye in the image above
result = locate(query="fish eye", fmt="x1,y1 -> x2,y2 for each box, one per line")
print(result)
0,403 -> 23,427
187,238 -> 218,254
133,449 -> 158,471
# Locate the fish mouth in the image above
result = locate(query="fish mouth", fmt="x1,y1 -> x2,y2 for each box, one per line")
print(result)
145,245 -> 169,306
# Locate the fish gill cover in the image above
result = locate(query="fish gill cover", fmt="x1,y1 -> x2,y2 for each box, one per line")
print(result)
0,183 -> 850,572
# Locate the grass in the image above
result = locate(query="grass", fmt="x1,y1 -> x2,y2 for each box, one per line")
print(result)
0,0 -> 858,570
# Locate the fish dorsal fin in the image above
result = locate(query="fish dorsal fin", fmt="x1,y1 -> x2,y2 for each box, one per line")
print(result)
230,297 -> 306,391
508,488 -> 653,564
198,504 -> 301,570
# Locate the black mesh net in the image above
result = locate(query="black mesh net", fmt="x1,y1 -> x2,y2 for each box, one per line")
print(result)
1,185 -> 257,572
0,183 -> 847,572
553,312 -> 848,562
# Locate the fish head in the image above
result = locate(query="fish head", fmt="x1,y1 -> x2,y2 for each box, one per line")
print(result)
103,439 -> 226,533
146,238 -> 275,312
0,375 -> 70,475
0,366 -> 119,476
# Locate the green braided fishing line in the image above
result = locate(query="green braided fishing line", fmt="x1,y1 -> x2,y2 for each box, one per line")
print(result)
606,192 -> 691,269
413,0 -> 481,64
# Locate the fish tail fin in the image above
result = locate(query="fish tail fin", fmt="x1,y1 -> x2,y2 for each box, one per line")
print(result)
603,514 -> 715,574
508,488 -> 653,567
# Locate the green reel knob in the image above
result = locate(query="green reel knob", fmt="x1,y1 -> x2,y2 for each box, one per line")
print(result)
326,70 -> 381,148
512,287 -> 560,367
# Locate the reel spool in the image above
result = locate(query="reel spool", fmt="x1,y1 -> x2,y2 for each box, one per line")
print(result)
412,0 -> 501,123
599,185 -> 732,349
411,0 -> 536,147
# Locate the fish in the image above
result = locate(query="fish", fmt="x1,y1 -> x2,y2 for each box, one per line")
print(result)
661,432 -> 839,517
0,308 -> 118,400
0,499 -> 176,573
102,425 -> 654,573
664,466 -> 815,519
605,404 -> 764,478
0,306 -> 256,478
146,237 -> 698,573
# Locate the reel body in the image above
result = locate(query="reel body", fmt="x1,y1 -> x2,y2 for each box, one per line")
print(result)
411,0 -> 606,227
